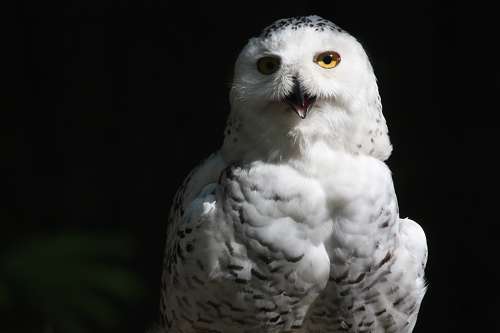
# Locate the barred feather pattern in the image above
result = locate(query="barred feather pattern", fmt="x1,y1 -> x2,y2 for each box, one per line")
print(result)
159,15 -> 427,333
159,147 -> 427,333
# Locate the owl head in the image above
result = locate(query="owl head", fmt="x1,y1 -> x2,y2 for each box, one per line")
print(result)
222,16 -> 392,162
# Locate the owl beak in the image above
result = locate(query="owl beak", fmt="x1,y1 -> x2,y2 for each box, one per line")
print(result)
285,78 -> 316,119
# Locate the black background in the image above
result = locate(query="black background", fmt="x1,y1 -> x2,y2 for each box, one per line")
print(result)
9,1 -> 499,332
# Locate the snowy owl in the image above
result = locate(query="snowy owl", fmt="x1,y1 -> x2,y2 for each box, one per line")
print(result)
159,15 -> 427,333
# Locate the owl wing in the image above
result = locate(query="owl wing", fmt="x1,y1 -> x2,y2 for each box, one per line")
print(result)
159,152 -> 226,330
303,154 -> 428,333
160,159 -> 333,332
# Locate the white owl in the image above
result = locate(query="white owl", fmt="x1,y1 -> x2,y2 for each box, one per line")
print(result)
159,15 -> 427,333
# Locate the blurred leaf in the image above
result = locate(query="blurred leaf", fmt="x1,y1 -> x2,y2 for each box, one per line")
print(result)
0,231 -> 146,333
0,280 -> 10,308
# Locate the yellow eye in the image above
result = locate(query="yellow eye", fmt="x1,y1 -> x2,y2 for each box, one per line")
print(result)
257,56 -> 281,75
315,51 -> 341,69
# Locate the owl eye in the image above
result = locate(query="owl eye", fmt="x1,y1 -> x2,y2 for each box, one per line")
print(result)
257,56 -> 281,75
315,51 -> 341,69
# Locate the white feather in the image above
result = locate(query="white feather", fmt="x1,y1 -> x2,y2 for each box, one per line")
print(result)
160,15 -> 427,333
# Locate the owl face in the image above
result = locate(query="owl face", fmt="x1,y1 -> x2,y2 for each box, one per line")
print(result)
224,16 -> 391,162
231,16 -> 377,120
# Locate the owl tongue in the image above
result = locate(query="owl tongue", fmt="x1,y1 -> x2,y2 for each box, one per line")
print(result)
285,77 -> 316,119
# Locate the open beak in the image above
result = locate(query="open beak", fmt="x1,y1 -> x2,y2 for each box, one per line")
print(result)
284,77 -> 316,119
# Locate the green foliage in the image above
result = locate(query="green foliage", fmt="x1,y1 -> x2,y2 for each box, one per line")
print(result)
0,231 -> 146,333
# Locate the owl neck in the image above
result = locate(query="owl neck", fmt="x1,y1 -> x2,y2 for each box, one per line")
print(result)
220,102 -> 392,164
220,106 -> 347,163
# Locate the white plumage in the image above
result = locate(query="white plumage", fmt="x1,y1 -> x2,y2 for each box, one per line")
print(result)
160,15 -> 427,333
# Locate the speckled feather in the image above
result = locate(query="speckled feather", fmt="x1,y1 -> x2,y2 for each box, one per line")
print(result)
260,16 -> 343,38
160,15 -> 427,333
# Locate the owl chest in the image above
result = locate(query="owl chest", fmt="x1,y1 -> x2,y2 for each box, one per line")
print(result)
164,213 -> 328,332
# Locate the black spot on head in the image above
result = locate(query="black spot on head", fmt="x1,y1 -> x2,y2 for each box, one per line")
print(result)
260,15 -> 342,38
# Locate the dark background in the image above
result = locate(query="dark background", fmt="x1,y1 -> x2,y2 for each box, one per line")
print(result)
7,1 -> 498,332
